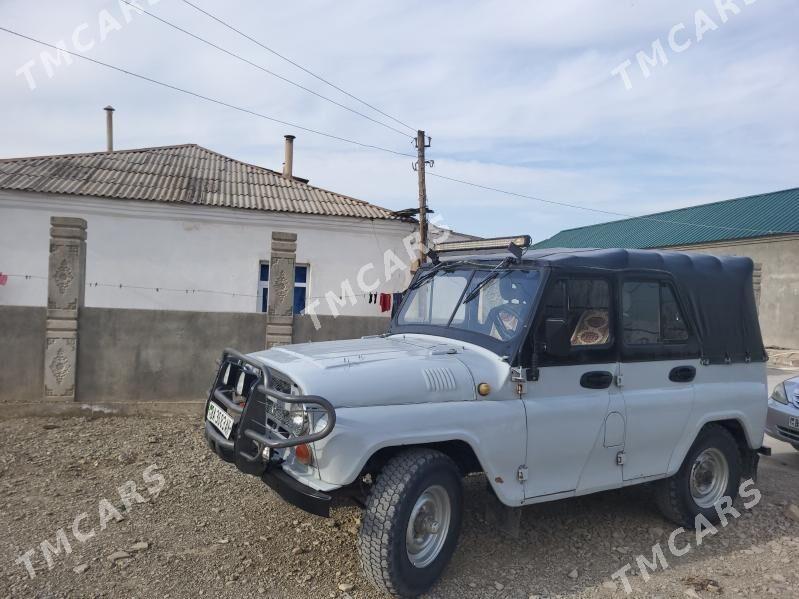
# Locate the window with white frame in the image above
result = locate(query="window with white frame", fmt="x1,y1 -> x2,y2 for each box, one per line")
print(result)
257,262 -> 308,314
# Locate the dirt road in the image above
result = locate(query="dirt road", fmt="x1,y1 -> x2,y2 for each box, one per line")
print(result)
1,405 -> 798,598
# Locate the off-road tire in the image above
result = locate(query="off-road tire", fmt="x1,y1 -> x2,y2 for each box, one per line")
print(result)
358,449 -> 463,598
655,424 -> 742,529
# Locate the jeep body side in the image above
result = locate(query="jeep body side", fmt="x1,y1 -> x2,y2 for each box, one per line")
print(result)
204,243 -> 768,597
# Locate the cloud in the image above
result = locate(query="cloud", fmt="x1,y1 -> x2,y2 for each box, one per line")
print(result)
0,0 -> 796,240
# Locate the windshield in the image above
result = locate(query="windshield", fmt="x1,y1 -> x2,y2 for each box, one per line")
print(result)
396,266 -> 541,341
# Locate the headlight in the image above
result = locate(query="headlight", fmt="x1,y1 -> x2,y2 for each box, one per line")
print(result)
313,413 -> 329,434
289,405 -> 309,435
771,382 -> 788,405
288,386 -> 309,435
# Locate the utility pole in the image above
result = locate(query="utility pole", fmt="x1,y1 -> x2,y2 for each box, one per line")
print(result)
415,129 -> 431,268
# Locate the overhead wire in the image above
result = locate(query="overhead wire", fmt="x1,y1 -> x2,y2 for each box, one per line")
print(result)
0,27 -> 415,159
179,0 -> 417,135
427,172 -> 790,236
1,26 -> 785,237
119,0 -> 412,138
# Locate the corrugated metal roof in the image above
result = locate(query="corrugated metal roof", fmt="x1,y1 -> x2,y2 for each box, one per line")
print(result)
0,144 -> 398,220
533,187 -> 799,249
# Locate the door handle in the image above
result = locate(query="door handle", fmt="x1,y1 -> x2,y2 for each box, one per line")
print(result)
580,371 -> 614,389
669,366 -> 696,383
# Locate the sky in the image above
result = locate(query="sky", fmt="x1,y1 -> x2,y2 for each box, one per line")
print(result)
0,0 -> 797,241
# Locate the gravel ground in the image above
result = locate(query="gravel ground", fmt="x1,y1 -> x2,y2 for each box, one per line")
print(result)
1,413 -> 799,599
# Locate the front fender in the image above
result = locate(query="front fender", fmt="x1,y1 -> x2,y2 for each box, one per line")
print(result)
312,400 -> 528,506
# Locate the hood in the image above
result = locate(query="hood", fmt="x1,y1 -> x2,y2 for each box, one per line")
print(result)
247,335 -> 499,408
784,376 -> 799,409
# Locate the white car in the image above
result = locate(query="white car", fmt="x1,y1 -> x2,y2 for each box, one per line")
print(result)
204,237 -> 769,597
766,375 -> 799,449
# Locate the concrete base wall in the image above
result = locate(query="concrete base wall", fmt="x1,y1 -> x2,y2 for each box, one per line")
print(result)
77,308 -> 269,403
668,236 -> 799,349
0,306 -> 46,403
293,314 -> 390,342
0,306 -> 392,405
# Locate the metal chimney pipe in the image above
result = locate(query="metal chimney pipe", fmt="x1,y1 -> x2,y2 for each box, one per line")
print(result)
282,134 -> 295,179
104,105 -> 115,152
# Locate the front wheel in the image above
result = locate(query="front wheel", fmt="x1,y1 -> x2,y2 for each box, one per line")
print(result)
655,424 -> 742,528
358,449 -> 463,598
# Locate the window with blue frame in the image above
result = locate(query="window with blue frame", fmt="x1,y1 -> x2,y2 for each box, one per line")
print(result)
257,263 -> 308,314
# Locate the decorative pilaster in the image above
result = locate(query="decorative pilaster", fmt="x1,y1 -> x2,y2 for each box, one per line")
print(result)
266,231 -> 296,349
44,217 -> 87,401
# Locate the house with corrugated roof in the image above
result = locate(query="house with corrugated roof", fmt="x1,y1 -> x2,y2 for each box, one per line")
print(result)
0,138 -> 464,318
533,188 -> 799,349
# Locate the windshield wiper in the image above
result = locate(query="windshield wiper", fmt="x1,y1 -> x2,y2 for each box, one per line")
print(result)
407,260 -> 464,290
461,257 -> 513,304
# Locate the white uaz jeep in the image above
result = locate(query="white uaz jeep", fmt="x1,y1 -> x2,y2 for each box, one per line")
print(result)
204,238 -> 769,597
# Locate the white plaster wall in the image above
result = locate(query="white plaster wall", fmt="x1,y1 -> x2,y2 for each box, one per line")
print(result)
0,191 -> 458,316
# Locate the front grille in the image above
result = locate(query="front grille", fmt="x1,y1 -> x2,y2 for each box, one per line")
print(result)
264,397 -> 303,437
261,371 -> 304,438
270,373 -> 292,394
777,426 -> 799,442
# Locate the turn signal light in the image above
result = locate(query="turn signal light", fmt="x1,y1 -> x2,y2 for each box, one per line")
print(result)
294,443 -> 313,466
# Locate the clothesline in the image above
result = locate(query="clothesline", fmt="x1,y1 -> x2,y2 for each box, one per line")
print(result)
0,272 -> 405,303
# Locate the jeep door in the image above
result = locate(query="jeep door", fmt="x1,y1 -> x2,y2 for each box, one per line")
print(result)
522,276 -> 625,500
617,277 -> 700,481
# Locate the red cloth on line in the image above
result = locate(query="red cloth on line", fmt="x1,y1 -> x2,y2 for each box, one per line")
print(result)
0,273 -> 7,286
379,292 -> 391,312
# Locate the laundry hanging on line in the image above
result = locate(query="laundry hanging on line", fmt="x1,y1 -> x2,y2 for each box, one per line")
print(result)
379,292 -> 391,313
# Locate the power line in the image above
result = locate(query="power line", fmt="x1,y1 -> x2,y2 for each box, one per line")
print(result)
427,171 -> 790,236
180,0 -> 417,135
2,29 -> 784,238
119,0 -> 411,138
0,27 -> 415,159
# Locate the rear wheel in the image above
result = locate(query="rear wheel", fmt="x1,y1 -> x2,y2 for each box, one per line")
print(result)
655,424 -> 741,528
358,449 -> 463,597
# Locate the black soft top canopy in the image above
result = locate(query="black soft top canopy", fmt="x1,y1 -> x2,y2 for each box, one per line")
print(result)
441,246 -> 765,363
521,248 -> 766,364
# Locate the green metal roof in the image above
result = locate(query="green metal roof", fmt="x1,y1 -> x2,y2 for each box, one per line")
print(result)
533,187 -> 799,249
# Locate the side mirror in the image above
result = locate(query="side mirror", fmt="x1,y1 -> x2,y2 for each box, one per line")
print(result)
543,317 -> 571,358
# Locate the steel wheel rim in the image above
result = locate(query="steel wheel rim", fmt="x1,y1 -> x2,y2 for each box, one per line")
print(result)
690,447 -> 729,509
405,484 -> 451,568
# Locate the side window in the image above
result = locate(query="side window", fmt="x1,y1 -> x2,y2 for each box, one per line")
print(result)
660,284 -> 688,342
538,278 -> 612,349
622,281 -> 688,345
565,279 -> 612,347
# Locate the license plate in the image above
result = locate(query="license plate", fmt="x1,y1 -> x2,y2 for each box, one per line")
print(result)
207,401 -> 234,439
790,416 -> 799,430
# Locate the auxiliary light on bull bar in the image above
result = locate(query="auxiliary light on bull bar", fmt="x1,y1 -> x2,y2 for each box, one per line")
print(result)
433,234 -> 532,254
